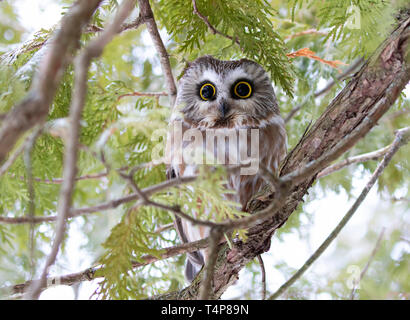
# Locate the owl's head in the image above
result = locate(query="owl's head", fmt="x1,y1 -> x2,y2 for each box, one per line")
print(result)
175,55 -> 280,129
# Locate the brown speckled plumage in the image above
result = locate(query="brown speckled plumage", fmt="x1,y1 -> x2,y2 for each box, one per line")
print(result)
166,56 -> 287,281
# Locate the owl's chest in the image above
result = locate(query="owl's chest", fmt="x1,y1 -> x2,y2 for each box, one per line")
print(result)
167,123 -> 265,172
166,119 -> 287,209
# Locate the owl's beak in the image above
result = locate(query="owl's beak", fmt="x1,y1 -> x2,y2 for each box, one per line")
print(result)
218,101 -> 229,118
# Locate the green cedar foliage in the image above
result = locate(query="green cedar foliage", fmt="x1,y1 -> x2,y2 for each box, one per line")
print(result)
0,0 -> 408,299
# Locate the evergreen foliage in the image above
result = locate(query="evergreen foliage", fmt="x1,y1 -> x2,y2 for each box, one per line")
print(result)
0,0 -> 408,300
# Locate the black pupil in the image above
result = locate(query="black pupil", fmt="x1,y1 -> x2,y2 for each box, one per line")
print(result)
236,83 -> 250,97
201,85 -> 214,99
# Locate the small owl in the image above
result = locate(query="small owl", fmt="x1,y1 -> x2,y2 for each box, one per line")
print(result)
166,55 -> 287,281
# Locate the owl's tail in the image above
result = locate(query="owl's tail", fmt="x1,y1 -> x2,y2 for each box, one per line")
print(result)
185,250 -> 204,282
174,215 -> 207,282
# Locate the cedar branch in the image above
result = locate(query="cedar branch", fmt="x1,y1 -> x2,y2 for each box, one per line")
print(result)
25,0 -> 138,299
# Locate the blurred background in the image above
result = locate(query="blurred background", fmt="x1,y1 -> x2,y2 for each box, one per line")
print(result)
0,0 -> 408,300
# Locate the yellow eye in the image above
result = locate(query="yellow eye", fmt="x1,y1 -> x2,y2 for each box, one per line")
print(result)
199,83 -> 216,101
233,81 -> 252,99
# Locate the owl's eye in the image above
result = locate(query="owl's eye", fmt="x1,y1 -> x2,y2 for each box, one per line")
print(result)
199,83 -> 216,101
233,81 -> 252,99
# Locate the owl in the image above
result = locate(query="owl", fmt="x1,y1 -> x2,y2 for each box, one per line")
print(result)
166,55 -> 287,282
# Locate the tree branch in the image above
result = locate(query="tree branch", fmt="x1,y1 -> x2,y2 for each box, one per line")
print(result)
317,144 -> 391,179
257,255 -> 267,300
154,222 -> 174,234
154,13 -> 410,300
0,0 -> 103,164
25,0 -> 138,299
350,228 -> 386,299
199,227 -> 224,300
0,127 -> 43,177
269,127 -> 409,300
138,0 -> 177,106
192,0 -> 239,46
5,16 -> 144,57
2,237 -> 211,296
117,91 -> 168,101
284,58 -> 364,123
0,175 -> 197,225
284,28 -> 328,40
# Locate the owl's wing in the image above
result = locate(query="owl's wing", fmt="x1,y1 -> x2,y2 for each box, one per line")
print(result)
166,129 -> 205,282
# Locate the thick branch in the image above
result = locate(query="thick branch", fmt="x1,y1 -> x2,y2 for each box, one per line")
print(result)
156,12 -> 410,300
25,0 -> 137,300
0,0 -> 103,164
0,127 -> 43,177
7,17 -> 144,56
138,0 -> 177,106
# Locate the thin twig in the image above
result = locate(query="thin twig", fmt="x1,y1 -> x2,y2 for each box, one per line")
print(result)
25,0 -> 137,300
258,164 -> 281,192
350,228 -> 386,299
391,196 -> 410,202
154,223 -> 174,234
120,167 -> 218,228
119,15 -> 144,33
284,58 -> 363,123
6,16 -> 144,56
192,0 -> 239,46
285,28 -> 328,40
117,91 -> 168,101
144,198 -> 217,228
268,127 -> 410,300
257,255 -> 266,300
281,110 -> 388,187
2,236 -> 211,296
138,0 -> 177,106
0,175 -> 197,225
317,144 -> 391,179
21,172 -> 109,184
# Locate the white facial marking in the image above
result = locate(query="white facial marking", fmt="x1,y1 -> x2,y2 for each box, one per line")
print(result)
200,69 -> 220,87
224,67 -> 249,85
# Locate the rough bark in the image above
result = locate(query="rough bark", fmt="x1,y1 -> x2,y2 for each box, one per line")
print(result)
155,11 -> 410,300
